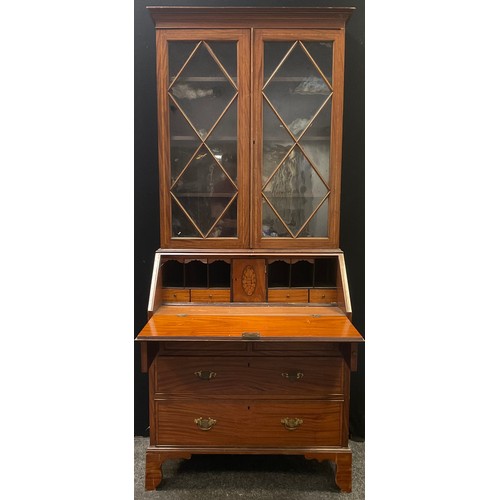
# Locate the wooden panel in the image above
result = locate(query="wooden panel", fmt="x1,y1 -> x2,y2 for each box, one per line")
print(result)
232,259 -> 266,302
268,289 -> 308,303
191,289 -> 231,303
160,341 -> 248,353
155,356 -> 343,396
154,304 -> 344,316
161,289 -> 190,302
156,400 -> 342,446
310,289 -> 338,303
148,7 -> 354,29
252,342 -> 340,353
138,311 -> 364,342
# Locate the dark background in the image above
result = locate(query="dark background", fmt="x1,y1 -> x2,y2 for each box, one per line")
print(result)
134,0 -> 365,439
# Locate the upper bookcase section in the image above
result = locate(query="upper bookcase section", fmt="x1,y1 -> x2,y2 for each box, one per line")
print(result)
148,7 -> 355,249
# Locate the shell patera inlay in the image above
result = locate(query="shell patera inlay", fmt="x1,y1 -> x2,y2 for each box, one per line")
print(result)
241,265 -> 257,296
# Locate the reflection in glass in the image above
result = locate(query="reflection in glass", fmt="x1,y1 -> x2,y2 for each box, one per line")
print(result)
172,199 -> 200,238
170,43 -> 236,139
172,145 -> 236,236
209,42 -> 237,84
169,98 -> 201,182
300,100 -> 331,183
298,198 -> 329,238
208,198 -> 237,237
264,42 -> 294,82
264,44 -> 331,138
302,42 -> 333,84
263,100 -> 294,182
206,99 -> 238,182
262,40 -> 333,239
169,41 -> 198,84
263,148 -> 327,236
262,200 -> 290,238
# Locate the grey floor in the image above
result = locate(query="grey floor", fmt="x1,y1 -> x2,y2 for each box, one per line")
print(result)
134,437 -> 364,499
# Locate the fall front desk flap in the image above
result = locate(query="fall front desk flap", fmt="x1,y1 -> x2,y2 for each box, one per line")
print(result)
136,305 -> 364,342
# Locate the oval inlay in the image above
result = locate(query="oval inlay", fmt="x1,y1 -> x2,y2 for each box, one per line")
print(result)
241,265 -> 257,296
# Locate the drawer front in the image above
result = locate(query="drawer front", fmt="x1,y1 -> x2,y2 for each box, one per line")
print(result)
190,289 -> 231,303
309,289 -> 337,303
268,289 -> 309,303
156,400 -> 342,447
249,357 -> 344,395
155,356 -> 344,396
156,356 -> 249,394
160,341 -> 248,353
162,288 -> 190,302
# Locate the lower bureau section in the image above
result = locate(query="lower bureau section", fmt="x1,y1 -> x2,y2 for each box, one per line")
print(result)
155,400 -> 342,447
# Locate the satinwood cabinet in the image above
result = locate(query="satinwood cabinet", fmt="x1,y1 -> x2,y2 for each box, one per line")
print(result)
136,6 -> 363,493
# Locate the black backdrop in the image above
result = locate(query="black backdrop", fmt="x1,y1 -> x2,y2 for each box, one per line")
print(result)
134,0 -> 365,439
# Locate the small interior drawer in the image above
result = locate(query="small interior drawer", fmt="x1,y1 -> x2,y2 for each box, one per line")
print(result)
268,289 -> 309,303
190,289 -> 231,302
161,288 -> 190,302
309,289 -> 337,303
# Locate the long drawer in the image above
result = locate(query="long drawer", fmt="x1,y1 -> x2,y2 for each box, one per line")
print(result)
155,356 -> 344,396
156,400 -> 342,447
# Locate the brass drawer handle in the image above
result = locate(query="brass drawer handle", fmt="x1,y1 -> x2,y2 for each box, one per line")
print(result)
281,417 -> 303,431
194,417 -> 217,431
282,371 -> 304,381
194,370 -> 217,380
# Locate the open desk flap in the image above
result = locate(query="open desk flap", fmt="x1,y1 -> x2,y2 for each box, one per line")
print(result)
136,305 -> 364,343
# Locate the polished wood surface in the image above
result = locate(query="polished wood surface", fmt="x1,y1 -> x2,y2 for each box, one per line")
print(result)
155,400 -> 343,447
310,288 -> 338,303
232,259 -> 266,302
142,7 -> 360,494
153,304 -> 345,316
161,289 -> 190,302
155,355 -> 344,396
190,289 -> 231,303
148,7 -> 354,29
268,289 -> 309,303
137,310 -> 363,342
145,446 -> 353,492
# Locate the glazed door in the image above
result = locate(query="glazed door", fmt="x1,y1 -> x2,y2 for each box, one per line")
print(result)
157,30 -> 250,248
252,30 -> 345,248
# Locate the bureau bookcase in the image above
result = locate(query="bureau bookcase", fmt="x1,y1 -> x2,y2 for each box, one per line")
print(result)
136,6 -> 363,493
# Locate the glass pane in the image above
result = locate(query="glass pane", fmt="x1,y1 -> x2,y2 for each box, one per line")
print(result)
169,97 -> 201,182
172,199 -> 201,238
303,41 -> 333,84
172,145 -> 237,236
263,100 -> 294,183
262,199 -> 290,238
170,43 -> 236,139
300,99 -> 331,183
207,198 -> 237,237
169,41 -> 198,84
206,99 -> 238,182
208,42 -> 237,84
264,44 -> 330,139
298,197 -> 329,237
264,42 -> 294,83
263,147 -> 328,236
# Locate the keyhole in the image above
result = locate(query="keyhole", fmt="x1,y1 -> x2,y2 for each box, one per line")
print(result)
247,406 -> 250,410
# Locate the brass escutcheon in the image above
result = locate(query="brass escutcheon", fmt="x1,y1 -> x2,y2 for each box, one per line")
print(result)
281,417 -> 303,431
194,417 -> 217,431
194,370 -> 217,380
